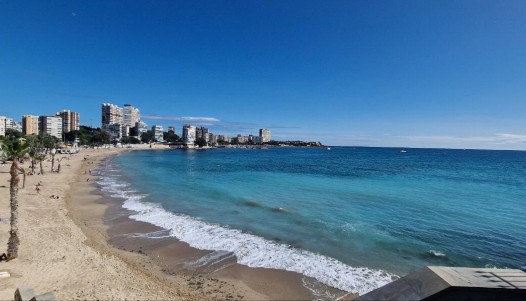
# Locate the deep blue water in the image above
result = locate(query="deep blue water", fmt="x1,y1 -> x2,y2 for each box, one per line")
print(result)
99,147 -> 526,293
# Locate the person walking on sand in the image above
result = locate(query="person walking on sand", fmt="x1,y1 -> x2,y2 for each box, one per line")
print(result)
89,169 -> 92,174
35,185 -> 41,194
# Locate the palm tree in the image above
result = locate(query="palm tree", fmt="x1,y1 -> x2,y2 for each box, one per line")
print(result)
56,157 -> 67,173
25,136 -> 40,174
0,138 -> 30,260
50,149 -> 56,172
34,153 -> 46,175
18,167 -> 28,189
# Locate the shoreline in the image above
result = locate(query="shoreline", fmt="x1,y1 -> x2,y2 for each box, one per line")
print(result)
0,145 -> 355,300
0,146 -> 194,299
78,148 -> 355,300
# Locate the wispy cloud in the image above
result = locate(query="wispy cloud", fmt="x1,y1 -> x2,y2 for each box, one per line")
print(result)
142,114 -> 221,123
402,133 -> 526,145
266,125 -> 301,129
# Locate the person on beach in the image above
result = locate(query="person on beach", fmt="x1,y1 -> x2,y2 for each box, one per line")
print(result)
35,185 -> 41,194
89,169 -> 92,174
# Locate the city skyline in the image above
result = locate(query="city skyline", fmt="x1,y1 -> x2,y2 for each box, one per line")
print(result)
1,1 -> 526,149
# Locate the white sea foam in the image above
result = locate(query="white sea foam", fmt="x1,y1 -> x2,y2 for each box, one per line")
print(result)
185,250 -> 235,269
99,175 -> 396,295
428,250 -> 446,257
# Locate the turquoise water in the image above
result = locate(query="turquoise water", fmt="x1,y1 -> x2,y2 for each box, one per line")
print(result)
99,147 -> 526,293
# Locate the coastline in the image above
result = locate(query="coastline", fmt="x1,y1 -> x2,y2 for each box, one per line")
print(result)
0,145 -> 354,300
0,146 -> 193,299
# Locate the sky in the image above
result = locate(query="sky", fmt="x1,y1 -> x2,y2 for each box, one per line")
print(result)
1,0 -> 526,149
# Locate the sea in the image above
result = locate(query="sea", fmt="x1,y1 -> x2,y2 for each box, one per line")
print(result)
97,147 -> 526,295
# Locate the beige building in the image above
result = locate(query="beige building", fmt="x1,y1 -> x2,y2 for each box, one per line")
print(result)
56,110 -> 80,133
22,115 -> 40,135
101,103 -> 123,126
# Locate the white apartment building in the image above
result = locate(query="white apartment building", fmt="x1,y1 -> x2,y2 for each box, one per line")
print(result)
123,104 -> 140,128
105,124 -> 122,140
259,128 -> 271,143
152,125 -> 163,142
0,116 -> 24,136
182,124 -> 196,146
39,116 -> 63,139
135,120 -> 148,137
0,116 -> 6,136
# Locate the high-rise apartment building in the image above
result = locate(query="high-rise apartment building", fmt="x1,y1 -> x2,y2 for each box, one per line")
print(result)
123,104 -> 140,127
56,110 -> 80,133
39,116 -> 63,139
22,115 -> 40,135
101,103 -> 123,126
101,103 -> 123,140
182,124 -> 196,146
209,133 -> 217,145
259,129 -> 271,143
12,121 -> 22,133
0,117 -> 22,136
0,116 -> 6,136
135,121 -> 148,137
236,134 -> 249,144
152,125 -> 164,142
217,135 -> 230,143
201,127 -> 209,142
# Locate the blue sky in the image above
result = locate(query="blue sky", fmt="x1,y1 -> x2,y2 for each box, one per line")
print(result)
1,1 -> 526,149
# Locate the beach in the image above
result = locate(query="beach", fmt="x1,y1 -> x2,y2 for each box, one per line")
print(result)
0,146 -> 347,300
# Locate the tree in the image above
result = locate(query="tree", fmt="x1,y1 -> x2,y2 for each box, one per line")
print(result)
121,136 -> 141,144
129,127 -> 138,137
90,130 -> 111,146
18,167 -> 28,189
0,138 -> 30,260
50,149 -> 57,172
195,138 -> 207,148
34,153 -> 47,175
25,135 -> 43,174
163,131 -> 180,143
38,133 -> 59,149
64,130 -> 80,144
5,129 -> 23,140
56,157 -> 67,173
140,131 -> 154,143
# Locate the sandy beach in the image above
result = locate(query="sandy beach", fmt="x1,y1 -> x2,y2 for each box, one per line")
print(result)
0,146 -> 352,300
